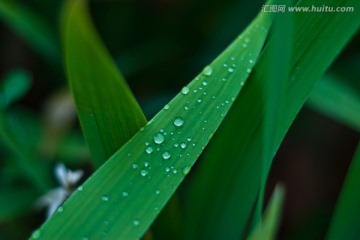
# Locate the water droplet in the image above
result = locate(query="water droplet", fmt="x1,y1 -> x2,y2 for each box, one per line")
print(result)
197,99 -> 202,103
202,66 -> 213,76
145,146 -> 153,154
184,106 -> 189,110
222,77 -> 227,82
202,81 -> 208,86
228,68 -> 234,73
181,86 -> 190,95
231,57 -> 236,60
32,230 -> 41,239
173,169 -> 178,174
82,237 -> 89,240
242,43 -> 248,48
247,68 -> 252,73
164,104 -> 170,110
144,162 -> 149,167
122,191 -> 129,197
165,167 -> 171,172
187,138 -> 192,142
174,143 -> 179,148
132,163 -> 138,169
180,143 -> 187,149
173,117 -> 184,127
249,59 -> 254,64
154,133 -> 164,144
245,37 -> 250,43
133,219 -> 140,227
102,195 -> 109,202
183,166 -> 191,175
231,97 -> 235,102
57,206 -> 64,213
141,169 -> 148,177
77,186 -> 83,191
156,190 -> 160,195
162,152 -> 171,160
223,63 -> 228,67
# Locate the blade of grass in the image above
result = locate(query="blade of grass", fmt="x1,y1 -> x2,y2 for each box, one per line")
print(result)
247,185 -> 285,240
326,143 -> 360,240
307,74 -> 360,132
0,70 -> 51,193
259,0 -> 292,221
182,0 -> 360,239
34,9 -> 273,240
62,0 -> 147,168
0,0 -> 59,64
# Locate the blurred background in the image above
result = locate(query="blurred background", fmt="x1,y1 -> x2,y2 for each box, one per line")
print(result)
0,0 -> 359,239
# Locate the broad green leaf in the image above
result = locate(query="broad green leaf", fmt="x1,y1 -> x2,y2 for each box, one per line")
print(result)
35,8 -> 273,240
307,74 -> 360,132
259,0 -> 292,219
182,0 -> 360,239
0,72 -> 51,193
62,0 -> 147,168
247,185 -> 285,240
326,143 -> 360,240
0,0 -> 59,64
0,70 -> 31,109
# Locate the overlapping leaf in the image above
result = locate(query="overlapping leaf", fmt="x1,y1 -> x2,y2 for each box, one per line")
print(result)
33,6 -> 273,240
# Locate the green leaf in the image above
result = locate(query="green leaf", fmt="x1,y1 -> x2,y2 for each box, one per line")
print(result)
0,0 -> 59,64
247,184 -> 285,240
182,0 -> 360,239
35,8 -> 273,240
0,72 -> 51,193
326,143 -> 360,240
259,0 -> 292,220
62,0 -> 147,168
307,74 -> 360,132
0,69 -> 31,109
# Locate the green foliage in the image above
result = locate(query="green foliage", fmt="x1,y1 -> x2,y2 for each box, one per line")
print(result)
35,5 -> 273,240
0,0 -> 358,239
327,143 -> 360,239
62,0 -> 147,168
247,185 -> 285,240
307,74 -> 360,132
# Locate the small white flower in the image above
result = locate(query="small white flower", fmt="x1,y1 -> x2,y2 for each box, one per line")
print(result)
36,163 -> 83,218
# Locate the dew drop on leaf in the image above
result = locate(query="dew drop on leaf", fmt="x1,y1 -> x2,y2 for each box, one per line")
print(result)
31,230 -> 41,239
102,195 -> 109,202
202,65 -> 213,76
133,219 -> 140,227
57,206 -> 64,213
173,117 -> 184,127
162,151 -> 171,160
181,86 -> 190,95
180,143 -> 187,149
140,169 -> 148,177
228,68 -> 234,73
183,166 -> 191,175
145,146 -> 153,154
154,133 -> 164,144
122,191 -> 129,197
